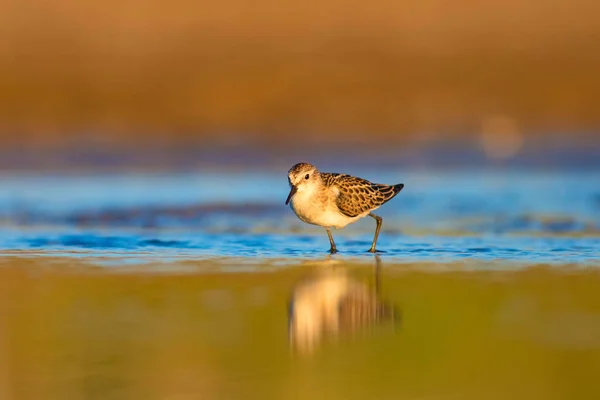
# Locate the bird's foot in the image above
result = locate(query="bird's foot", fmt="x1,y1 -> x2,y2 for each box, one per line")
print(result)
367,248 -> 386,254
329,247 -> 338,254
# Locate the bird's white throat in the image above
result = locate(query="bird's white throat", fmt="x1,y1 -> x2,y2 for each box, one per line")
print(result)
290,180 -> 358,229
290,181 -> 320,211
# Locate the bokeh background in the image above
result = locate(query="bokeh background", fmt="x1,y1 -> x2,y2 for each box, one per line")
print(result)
1,0 -> 599,170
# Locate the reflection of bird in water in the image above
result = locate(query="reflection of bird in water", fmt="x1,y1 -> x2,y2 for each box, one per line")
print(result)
288,258 -> 399,354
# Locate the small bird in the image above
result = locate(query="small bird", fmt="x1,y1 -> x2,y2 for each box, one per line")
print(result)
285,162 -> 404,253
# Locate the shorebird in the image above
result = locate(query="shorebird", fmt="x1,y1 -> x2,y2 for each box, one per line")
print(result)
285,162 -> 404,253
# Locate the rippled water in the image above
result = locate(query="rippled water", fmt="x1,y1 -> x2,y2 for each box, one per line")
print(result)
2,168 -> 599,399
0,169 -> 598,265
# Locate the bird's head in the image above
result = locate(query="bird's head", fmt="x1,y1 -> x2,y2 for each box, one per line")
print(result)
285,162 -> 321,205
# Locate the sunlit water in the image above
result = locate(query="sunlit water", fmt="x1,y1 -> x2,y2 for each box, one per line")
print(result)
0,169 -> 598,265
1,169 -> 600,399
3,259 -> 600,400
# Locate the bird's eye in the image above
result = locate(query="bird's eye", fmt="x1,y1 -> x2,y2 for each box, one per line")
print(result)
305,174 -> 310,179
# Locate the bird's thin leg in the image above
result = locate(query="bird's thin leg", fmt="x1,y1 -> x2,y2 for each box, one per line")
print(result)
326,228 -> 337,254
368,213 -> 383,253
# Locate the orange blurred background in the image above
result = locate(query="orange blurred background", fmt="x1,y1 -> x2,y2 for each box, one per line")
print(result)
1,0 -> 599,169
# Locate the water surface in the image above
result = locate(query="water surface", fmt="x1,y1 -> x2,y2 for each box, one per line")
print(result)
1,168 -> 599,399
3,258 -> 600,400
0,169 -> 597,265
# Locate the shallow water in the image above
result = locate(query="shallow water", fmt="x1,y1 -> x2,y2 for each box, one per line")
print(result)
1,169 -> 600,398
2,258 -> 600,400
0,169 -> 598,265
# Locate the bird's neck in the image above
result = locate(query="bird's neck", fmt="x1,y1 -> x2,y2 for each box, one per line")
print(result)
297,181 -> 322,198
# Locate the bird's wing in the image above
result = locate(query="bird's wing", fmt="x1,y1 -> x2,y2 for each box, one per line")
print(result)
321,173 -> 404,218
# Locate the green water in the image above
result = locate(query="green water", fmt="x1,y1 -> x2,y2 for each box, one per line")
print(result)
3,258 -> 600,400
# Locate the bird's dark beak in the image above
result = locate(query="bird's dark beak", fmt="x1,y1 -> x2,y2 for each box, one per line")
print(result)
285,185 -> 298,205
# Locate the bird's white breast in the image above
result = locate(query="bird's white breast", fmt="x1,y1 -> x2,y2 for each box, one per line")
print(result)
290,185 -> 362,229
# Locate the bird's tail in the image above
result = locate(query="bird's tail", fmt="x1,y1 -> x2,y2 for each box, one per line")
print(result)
392,183 -> 404,196
378,183 -> 404,202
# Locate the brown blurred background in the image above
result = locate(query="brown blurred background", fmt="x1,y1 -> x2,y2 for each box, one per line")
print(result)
1,0 -> 599,169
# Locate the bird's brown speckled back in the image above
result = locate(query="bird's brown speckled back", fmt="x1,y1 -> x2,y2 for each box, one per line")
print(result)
321,173 -> 404,217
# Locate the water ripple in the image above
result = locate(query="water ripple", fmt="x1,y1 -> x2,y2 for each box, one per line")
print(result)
0,171 -> 598,266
